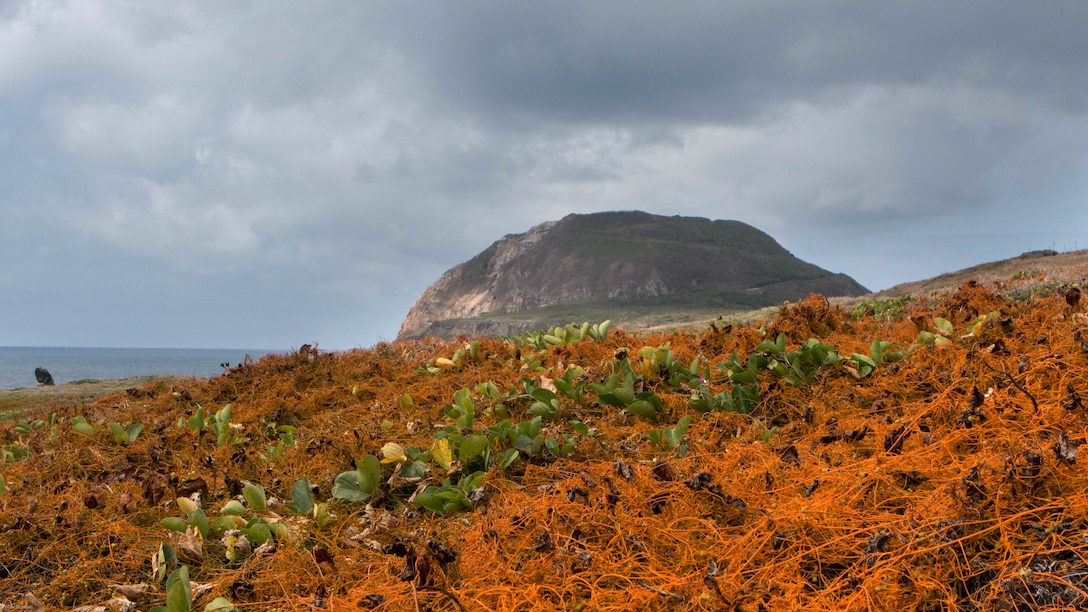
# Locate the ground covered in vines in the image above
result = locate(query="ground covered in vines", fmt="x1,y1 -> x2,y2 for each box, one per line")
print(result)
2,278 -> 1088,611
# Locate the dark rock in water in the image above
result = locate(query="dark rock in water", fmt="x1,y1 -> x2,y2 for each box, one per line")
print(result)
35,367 -> 55,386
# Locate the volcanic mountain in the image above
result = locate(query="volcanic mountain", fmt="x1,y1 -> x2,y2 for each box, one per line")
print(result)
397,211 -> 868,339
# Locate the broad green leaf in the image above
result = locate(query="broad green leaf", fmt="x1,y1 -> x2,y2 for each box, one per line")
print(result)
219,500 -> 247,516
870,339 -> 885,366
160,517 -> 188,533
0,473 -> 6,496
568,420 -> 590,436
934,317 -> 954,336
665,416 -> 691,449
852,354 -> 876,369
243,519 -> 272,546
165,566 -> 192,612
459,434 -> 489,462
108,422 -> 128,444
71,416 -> 98,437
204,597 -> 238,612
215,404 -> 232,424
267,522 -> 286,539
126,423 -> 145,443
242,483 -> 267,513
397,393 -> 414,411
290,478 -> 314,515
187,407 -> 205,431
357,455 -> 381,494
189,508 -> 209,540
209,516 -> 238,536
497,449 -> 519,470
413,486 -> 448,515
331,471 -> 367,502
512,434 -> 536,454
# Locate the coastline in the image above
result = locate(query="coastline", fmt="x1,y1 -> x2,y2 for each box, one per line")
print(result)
0,375 -> 192,421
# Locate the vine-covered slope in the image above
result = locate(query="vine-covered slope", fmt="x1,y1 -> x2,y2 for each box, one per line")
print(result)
2,278 -> 1088,611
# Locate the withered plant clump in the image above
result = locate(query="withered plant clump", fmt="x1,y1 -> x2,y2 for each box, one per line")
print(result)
2,284 -> 1088,611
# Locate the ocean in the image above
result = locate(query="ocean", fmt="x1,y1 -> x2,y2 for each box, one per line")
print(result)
0,346 -> 279,390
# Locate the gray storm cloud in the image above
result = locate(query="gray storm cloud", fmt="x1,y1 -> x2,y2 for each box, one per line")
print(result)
1,0 -> 1085,348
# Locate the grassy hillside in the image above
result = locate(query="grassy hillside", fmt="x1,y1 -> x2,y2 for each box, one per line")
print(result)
2,271 -> 1088,609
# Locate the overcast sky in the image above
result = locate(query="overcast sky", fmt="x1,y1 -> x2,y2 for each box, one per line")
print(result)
2,1 -> 1086,350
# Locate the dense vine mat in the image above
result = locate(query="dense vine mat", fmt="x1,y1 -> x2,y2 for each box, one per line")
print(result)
2,280 -> 1088,611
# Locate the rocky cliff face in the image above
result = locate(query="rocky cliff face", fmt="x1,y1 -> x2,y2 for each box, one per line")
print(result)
397,211 -> 868,339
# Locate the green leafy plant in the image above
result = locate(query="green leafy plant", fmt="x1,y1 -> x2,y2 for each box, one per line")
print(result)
648,415 -> 691,454
446,388 -> 476,429
590,359 -> 664,419
552,366 -> 588,402
413,471 -> 485,516
11,417 -> 47,435
331,455 -> 382,502
586,320 -> 612,343
850,296 -> 913,320
71,415 -> 99,437
260,424 -> 297,461
917,317 -> 955,346
108,421 -> 145,445
179,404 -> 244,446
1,442 -> 31,464
526,385 -> 563,420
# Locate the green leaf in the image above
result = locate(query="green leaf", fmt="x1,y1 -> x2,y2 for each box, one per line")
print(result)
242,483 -> 267,513
154,542 -> 178,583
219,500 -> 247,516
870,338 -> 885,366
166,566 -> 192,612
512,434 -> 536,454
0,473 -> 6,496
544,437 -> 559,456
243,519 -> 272,546
627,399 -> 659,419
497,449 -> 519,470
413,486 -> 449,515
332,456 -> 381,502
209,516 -> 238,536
71,415 -> 98,437
160,517 -> 188,533
398,393 -> 415,411
459,434 -> 489,463
568,420 -> 590,436
189,508 -> 209,539
108,422 -> 128,444
204,597 -> 238,612
665,415 -> 691,450
289,478 -> 314,515
127,423 -> 145,443
934,317 -> 954,336
187,407 -> 205,431
358,454 -> 381,494
215,404 -> 232,423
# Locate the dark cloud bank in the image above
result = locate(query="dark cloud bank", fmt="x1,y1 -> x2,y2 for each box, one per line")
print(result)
1,1 -> 1085,348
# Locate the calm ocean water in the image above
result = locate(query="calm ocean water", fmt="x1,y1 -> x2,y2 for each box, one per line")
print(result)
0,346 -> 279,390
